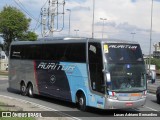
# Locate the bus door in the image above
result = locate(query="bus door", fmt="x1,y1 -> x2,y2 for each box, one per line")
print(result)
88,43 -> 104,94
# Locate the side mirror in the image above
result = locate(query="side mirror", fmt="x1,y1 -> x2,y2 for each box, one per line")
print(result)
103,69 -> 111,83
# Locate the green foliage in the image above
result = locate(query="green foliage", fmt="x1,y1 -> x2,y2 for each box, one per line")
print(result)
151,58 -> 160,70
0,117 -> 35,120
0,6 -> 37,55
18,31 -> 38,41
0,101 -> 35,120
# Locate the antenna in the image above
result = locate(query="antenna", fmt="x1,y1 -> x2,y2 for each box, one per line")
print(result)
92,0 -> 95,38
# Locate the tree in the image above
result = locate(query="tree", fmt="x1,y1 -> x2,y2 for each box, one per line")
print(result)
151,58 -> 160,70
0,6 -> 37,55
18,31 -> 38,41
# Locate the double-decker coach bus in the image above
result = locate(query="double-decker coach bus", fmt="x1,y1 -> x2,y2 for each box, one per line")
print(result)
9,37 -> 147,111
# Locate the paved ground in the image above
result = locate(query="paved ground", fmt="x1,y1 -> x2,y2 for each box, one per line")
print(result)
0,75 -> 8,80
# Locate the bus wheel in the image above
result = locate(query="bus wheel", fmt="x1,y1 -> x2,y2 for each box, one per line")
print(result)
157,94 -> 160,104
77,93 -> 87,111
28,84 -> 34,98
20,83 -> 27,96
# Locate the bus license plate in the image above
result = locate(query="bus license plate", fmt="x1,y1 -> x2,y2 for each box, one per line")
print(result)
126,103 -> 133,106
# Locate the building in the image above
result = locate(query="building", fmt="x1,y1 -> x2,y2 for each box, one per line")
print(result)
0,41 -> 8,71
153,42 -> 160,59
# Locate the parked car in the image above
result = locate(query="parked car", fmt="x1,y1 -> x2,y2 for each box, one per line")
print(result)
156,86 -> 160,104
6,64 -> 8,71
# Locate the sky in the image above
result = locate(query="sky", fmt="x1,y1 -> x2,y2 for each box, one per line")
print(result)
0,0 -> 160,55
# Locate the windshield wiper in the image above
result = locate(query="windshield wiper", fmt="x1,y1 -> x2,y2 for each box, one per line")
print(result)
111,88 -> 145,92
129,88 -> 144,92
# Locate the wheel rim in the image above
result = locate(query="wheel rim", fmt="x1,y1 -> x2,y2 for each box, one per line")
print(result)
21,85 -> 26,92
79,97 -> 84,106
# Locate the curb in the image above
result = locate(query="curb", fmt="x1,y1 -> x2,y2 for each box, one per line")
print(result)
0,75 -> 8,78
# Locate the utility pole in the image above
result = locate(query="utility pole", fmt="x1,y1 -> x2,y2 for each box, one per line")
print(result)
41,8 -> 47,37
149,0 -> 153,72
131,32 -> 136,41
41,0 -> 65,37
48,0 -> 57,36
66,9 -> 71,36
100,18 -> 107,39
74,29 -> 79,36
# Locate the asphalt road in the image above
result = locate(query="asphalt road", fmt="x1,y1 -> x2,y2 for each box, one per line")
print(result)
0,78 -> 160,120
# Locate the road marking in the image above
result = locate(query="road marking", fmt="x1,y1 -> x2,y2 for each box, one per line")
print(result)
145,93 -> 160,113
0,95 -> 81,120
144,106 -> 160,112
128,106 -> 160,114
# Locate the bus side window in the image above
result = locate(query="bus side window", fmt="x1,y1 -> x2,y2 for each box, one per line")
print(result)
68,43 -> 86,63
56,44 -> 68,61
11,45 -> 23,59
88,43 -> 104,93
43,44 -> 58,61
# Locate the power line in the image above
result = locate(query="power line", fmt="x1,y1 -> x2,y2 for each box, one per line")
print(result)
34,0 -> 50,31
13,0 -> 50,32
41,0 -> 50,9
34,14 -> 41,31
13,0 -> 39,23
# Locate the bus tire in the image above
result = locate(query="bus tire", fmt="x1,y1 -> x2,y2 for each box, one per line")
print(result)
20,82 -> 27,96
28,84 -> 34,98
77,93 -> 87,111
157,94 -> 160,104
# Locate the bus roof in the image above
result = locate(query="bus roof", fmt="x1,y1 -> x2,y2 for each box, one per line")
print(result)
11,37 -> 139,45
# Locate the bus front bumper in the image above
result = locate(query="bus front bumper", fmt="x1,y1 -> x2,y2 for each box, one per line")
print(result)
105,98 -> 146,109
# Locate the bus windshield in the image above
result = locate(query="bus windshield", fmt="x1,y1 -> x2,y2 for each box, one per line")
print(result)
105,63 -> 146,92
103,43 -> 146,92
104,44 -> 143,63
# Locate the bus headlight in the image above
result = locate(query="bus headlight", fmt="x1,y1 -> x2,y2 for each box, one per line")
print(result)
108,91 -> 118,100
108,95 -> 118,100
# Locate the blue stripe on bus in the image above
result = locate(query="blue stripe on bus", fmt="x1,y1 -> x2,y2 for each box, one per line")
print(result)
60,62 -> 105,109
60,62 -> 88,103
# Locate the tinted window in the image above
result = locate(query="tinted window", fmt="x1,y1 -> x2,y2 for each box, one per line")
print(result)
2,56 -> 5,59
10,44 -> 44,60
67,44 -> 86,62
10,43 -> 86,62
25,45 -> 43,60
105,44 -> 144,63
10,45 -> 22,59
44,43 -> 86,63
43,44 -> 67,61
